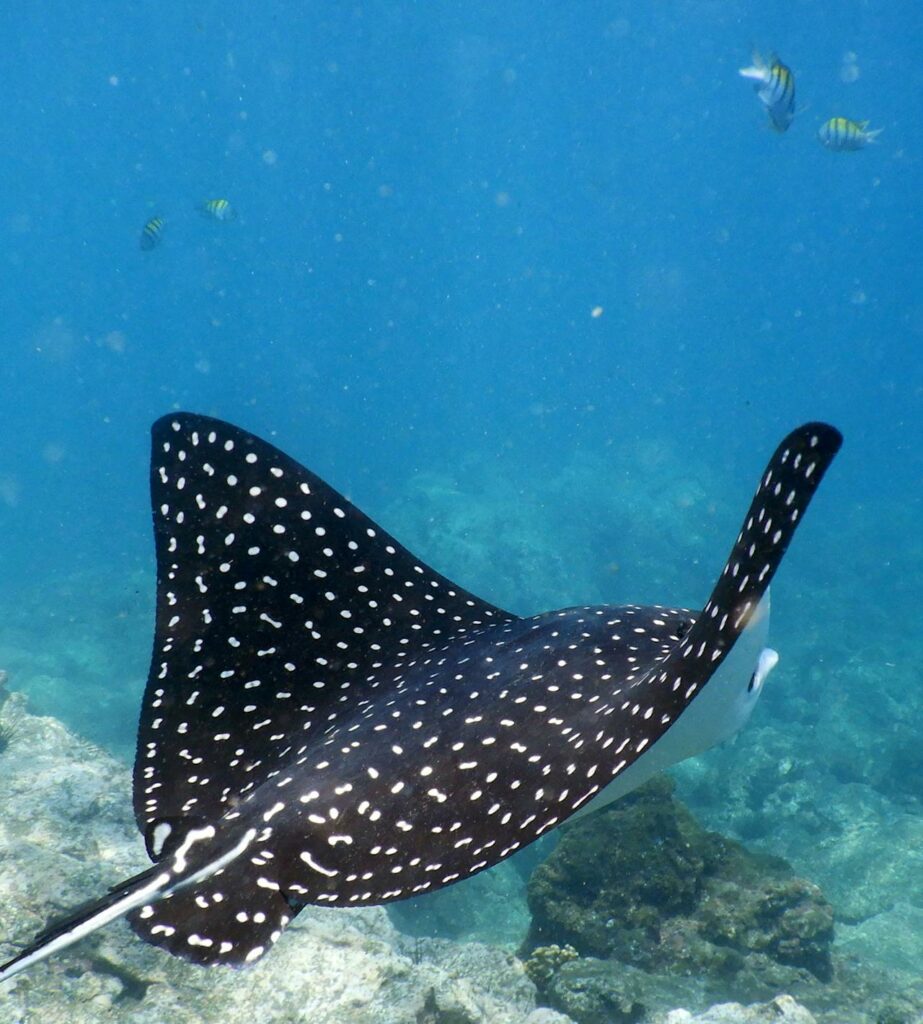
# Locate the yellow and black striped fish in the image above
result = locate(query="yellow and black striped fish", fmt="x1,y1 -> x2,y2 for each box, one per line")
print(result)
139,215 -> 165,251
739,52 -> 795,132
818,117 -> 882,151
199,198 -> 235,222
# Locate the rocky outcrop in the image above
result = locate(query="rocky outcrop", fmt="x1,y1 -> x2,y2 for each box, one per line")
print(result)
525,776 -> 834,996
653,994 -> 818,1024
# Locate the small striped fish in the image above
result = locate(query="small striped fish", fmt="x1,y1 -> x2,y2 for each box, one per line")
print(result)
199,198 -> 236,221
818,117 -> 882,151
739,52 -> 796,133
139,215 -> 165,251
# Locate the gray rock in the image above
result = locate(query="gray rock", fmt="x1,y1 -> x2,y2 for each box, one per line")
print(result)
543,957 -> 701,1024
835,902 -> 923,977
524,1011 -> 577,1024
0,691 -> 573,1024
544,957 -> 647,1024
654,994 -> 817,1023
525,776 -> 835,993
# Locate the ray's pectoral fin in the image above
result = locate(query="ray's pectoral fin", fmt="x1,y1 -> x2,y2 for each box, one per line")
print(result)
127,861 -> 296,968
644,422 -> 841,725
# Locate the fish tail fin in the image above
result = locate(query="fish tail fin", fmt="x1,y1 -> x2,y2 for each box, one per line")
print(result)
865,126 -> 884,142
738,63 -> 766,82
738,48 -> 767,81
0,866 -> 171,985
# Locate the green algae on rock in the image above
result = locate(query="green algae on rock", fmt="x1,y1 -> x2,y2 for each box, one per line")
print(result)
541,957 -> 646,1024
524,777 -> 835,992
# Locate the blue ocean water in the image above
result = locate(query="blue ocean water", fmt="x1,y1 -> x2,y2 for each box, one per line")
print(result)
0,0 -> 920,1017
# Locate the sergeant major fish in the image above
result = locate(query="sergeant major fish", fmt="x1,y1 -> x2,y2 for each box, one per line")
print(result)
739,51 -> 796,132
139,215 -> 165,251
818,117 -> 882,151
0,415 -> 842,981
199,198 -> 236,222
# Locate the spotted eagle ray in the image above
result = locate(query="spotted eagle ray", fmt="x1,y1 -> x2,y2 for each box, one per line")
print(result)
0,415 -> 841,981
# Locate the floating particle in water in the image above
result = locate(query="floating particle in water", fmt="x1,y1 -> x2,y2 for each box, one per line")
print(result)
98,330 -> 128,354
840,51 -> 860,84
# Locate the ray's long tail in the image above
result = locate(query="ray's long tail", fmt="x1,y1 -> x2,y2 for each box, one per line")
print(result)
0,866 -> 170,983
0,825 -> 258,983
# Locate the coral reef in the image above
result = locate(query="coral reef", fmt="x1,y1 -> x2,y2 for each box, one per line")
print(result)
6,686 -> 916,1024
0,670 -> 25,757
525,777 -> 834,990
0,671 -> 11,755
541,956 -> 722,1024
542,957 -> 647,1024
523,944 -> 579,992
521,776 -> 923,1024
